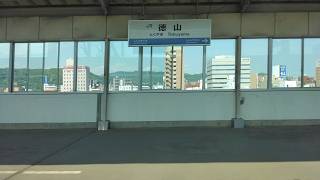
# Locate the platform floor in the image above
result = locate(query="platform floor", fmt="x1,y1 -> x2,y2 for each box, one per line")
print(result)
0,126 -> 320,180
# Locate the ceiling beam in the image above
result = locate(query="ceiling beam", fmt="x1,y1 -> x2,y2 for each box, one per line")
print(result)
240,0 -> 250,12
98,0 -> 108,15
1,1 -> 320,16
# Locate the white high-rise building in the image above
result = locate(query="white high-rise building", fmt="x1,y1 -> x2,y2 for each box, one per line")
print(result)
206,55 -> 251,89
163,47 -> 184,89
61,58 -> 90,92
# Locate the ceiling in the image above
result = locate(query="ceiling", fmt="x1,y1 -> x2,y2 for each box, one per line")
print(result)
0,0 -> 320,16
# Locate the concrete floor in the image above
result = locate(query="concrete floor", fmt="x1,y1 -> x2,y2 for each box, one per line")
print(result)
0,126 -> 320,180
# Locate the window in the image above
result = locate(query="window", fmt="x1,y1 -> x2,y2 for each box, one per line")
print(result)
28,43 -> 44,92
272,39 -> 301,88
206,39 -> 236,89
59,42 -> 75,92
77,41 -> 105,92
0,43 -> 10,93
304,38 -> 320,87
183,46 -> 203,90
44,42 -> 59,92
144,46 -> 184,90
142,47 -> 151,90
241,39 -> 268,89
109,41 -> 139,91
13,43 -> 28,92
150,46 -> 168,90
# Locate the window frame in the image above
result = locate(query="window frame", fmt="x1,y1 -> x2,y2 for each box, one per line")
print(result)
2,37 -> 320,95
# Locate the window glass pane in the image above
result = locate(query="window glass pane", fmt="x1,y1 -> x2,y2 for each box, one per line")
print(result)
44,42 -> 59,92
272,39 -> 301,88
0,43 -> 10,93
28,43 -> 44,92
109,41 -> 139,91
151,46 -> 167,89
183,46 -> 203,90
304,38 -> 320,87
142,47 -> 151,90
206,39 -> 236,89
148,46 -> 183,90
241,39 -> 268,89
77,41 -> 105,92
164,46 -> 183,89
59,42 -> 74,92
14,43 -> 28,92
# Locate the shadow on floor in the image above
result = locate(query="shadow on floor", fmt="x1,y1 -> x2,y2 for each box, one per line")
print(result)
0,126 -> 320,165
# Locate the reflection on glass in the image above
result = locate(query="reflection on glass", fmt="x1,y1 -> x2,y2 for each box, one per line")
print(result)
109,41 -> 139,91
304,38 -> 320,87
241,39 -> 268,89
44,42 -> 59,92
59,42 -> 75,92
28,43 -> 44,92
206,39 -> 236,89
13,43 -> 28,92
272,39 -> 301,88
183,46 -> 203,90
77,41 -> 105,92
0,43 -> 10,92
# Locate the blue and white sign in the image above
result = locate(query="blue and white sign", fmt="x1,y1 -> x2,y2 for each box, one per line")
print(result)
279,65 -> 287,78
128,19 -> 211,46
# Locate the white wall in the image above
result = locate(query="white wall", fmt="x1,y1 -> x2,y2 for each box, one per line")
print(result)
0,94 -> 98,123
241,90 -> 320,120
107,91 -> 235,122
1,91 -> 320,125
107,90 -> 320,123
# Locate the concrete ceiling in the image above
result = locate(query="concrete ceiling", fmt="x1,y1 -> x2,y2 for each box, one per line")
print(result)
0,0 -> 320,16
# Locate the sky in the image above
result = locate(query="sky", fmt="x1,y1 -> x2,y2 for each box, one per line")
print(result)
0,41 -> 105,76
1,39 -> 320,78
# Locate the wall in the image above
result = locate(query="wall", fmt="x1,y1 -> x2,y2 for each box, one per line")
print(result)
1,12 -> 320,127
0,12 -> 320,42
107,91 -> 235,122
106,90 -> 320,125
0,94 -> 98,124
241,90 -> 320,120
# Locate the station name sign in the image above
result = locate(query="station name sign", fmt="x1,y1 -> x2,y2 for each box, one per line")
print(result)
128,19 -> 211,46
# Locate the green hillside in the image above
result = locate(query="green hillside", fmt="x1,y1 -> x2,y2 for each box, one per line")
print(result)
1,68 -> 201,90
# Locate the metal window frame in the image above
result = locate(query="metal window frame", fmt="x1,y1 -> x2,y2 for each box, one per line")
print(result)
202,45 -> 206,90
8,43 -> 14,93
26,43 -> 30,92
41,42 -> 45,92
267,38 -> 273,90
301,38 -> 305,88
240,38 -> 269,90
271,38 -> 303,89
73,41 -> 78,92
234,36 -> 241,120
8,40 -> 104,95
3,37 -> 320,95
138,46 -> 143,91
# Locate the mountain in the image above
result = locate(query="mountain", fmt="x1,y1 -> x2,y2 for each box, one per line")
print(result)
0,68 -> 202,90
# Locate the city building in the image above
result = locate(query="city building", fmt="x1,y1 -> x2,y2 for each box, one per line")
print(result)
61,58 -> 90,92
163,46 -> 184,89
43,75 -> 57,92
272,64 -> 300,88
109,76 -> 138,91
185,80 -> 202,90
206,56 -> 251,89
